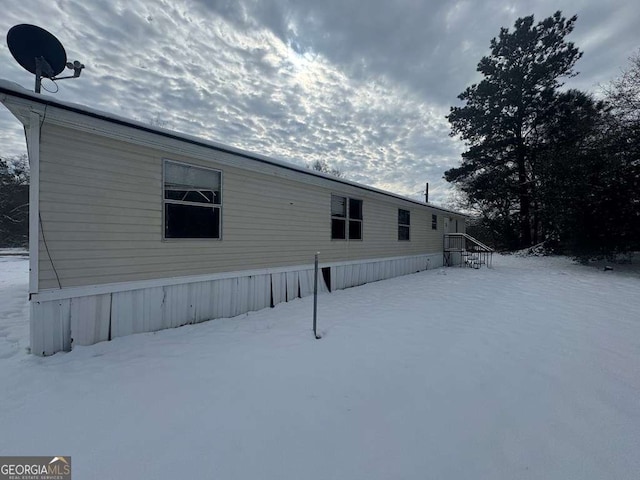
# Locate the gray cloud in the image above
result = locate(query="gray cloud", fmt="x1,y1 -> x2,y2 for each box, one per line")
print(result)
1,0 -> 639,206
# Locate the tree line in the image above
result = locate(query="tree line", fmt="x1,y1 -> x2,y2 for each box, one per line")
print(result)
446,11 -> 640,254
0,154 -> 29,247
2,12 -> 637,255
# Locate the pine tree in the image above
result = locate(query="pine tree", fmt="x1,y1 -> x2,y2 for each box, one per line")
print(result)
446,11 -> 582,247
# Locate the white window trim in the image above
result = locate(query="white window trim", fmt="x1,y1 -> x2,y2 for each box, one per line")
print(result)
398,208 -> 411,241
331,194 -> 363,241
162,159 -> 223,241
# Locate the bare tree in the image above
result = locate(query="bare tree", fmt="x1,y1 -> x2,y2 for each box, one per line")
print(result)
147,114 -> 169,129
307,159 -> 344,178
603,50 -> 640,123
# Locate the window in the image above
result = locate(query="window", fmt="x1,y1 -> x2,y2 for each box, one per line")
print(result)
348,198 -> 363,240
432,214 -> 438,230
331,195 -> 347,239
164,160 -> 221,239
398,209 -> 410,241
331,195 -> 363,240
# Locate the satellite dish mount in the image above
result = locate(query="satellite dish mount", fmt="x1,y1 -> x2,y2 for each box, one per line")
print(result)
7,24 -> 85,94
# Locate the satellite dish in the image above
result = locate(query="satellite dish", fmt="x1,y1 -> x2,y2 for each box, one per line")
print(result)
7,24 -> 84,94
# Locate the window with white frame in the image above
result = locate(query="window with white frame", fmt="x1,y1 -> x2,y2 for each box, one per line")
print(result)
398,209 -> 410,241
331,195 -> 363,240
431,214 -> 438,230
163,160 -> 221,239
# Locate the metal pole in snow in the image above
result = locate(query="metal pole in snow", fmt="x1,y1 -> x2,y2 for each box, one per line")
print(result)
313,252 -> 321,339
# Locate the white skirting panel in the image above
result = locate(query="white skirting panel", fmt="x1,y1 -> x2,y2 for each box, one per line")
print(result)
30,299 -> 71,356
30,254 -> 438,356
271,272 -> 287,305
70,293 -> 111,347
111,287 -> 164,337
331,253 -> 441,290
285,271 -> 299,301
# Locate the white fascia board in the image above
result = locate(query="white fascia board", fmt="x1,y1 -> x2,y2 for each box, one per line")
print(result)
0,92 -> 45,125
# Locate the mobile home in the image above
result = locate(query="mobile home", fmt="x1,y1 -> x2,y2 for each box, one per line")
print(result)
0,80 -> 469,356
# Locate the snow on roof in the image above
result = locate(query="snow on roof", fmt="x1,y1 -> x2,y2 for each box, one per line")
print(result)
0,79 -> 466,216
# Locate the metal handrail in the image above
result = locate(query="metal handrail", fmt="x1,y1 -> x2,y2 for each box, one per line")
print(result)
443,233 -> 494,268
444,233 -> 493,252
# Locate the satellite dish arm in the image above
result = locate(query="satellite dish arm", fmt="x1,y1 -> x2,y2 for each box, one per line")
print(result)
34,56 -> 55,93
53,61 -> 84,80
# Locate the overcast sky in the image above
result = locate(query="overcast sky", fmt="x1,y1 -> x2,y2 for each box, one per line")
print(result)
1,0 -> 638,205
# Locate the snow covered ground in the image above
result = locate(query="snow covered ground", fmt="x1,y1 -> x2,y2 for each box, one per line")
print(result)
0,254 -> 29,359
0,254 -> 639,479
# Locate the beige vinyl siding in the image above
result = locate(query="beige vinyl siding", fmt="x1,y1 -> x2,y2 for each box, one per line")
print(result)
37,123 -> 464,290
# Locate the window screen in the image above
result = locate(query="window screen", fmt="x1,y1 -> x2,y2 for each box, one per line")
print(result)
331,195 -> 347,239
398,209 -> 410,241
348,198 -> 363,240
331,195 -> 362,240
164,160 -> 222,239
331,195 -> 347,217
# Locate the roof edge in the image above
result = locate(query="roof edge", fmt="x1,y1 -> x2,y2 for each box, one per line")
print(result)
0,79 -> 467,216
